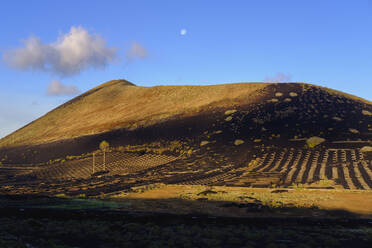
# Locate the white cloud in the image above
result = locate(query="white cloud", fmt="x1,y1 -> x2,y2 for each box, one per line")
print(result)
46,80 -> 80,96
125,41 -> 147,61
180,29 -> 187,35
3,26 -> 117,76
264,72 -> 292,83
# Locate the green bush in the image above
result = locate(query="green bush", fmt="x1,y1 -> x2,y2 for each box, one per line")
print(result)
99,140 -> 109,151
306,136 -> 325,148
77,193 -> 86,199
55,193 -> 68,198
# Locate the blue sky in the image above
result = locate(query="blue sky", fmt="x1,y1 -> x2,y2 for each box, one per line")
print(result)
0,0 -> 371,138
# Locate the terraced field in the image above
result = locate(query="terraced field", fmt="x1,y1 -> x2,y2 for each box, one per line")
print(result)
30,152 -> 179,180
2,147 -> 369,192
160,148 -> 371,190
246,148 -> 372,189
0,165 -> 39,181
0,143 -> 371,196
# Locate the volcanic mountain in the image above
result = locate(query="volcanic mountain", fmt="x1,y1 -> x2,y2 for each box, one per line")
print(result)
0,80 -> 371,192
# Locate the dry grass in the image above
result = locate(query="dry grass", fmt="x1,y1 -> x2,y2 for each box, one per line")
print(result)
1,80 -> 370,147
0,80 -> 269,147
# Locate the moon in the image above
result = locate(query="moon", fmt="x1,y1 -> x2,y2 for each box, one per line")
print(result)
180,29 -> 187,35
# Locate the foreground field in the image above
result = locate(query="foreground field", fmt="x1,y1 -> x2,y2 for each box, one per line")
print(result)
2,185 -> 372,218
2,179 -> 372,247
112,185 -> 372,218
1,211 -> 372,248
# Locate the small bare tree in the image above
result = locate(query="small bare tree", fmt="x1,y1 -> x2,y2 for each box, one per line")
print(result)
99,140 -> 109,171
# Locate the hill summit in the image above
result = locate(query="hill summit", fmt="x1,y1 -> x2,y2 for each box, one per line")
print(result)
0,80 -> 270,147
0,80 -> 371,159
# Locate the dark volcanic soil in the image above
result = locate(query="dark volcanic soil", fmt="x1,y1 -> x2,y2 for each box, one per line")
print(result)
0,83 -> 371,192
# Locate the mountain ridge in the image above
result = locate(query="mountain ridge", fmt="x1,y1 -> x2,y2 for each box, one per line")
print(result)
0,80 -> 271,147
0,80 -> 371,167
